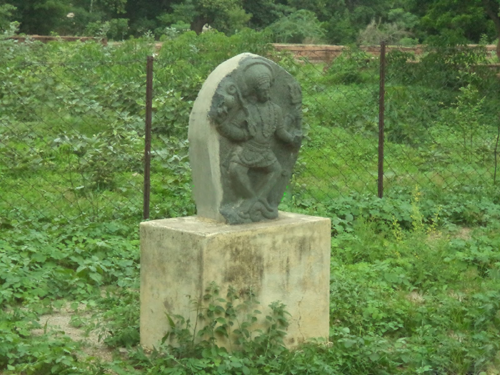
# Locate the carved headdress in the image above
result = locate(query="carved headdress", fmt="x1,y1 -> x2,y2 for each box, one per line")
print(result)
241,59 -> 274,92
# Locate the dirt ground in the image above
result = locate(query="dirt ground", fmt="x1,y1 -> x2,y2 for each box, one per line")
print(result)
31,304 -> 116,363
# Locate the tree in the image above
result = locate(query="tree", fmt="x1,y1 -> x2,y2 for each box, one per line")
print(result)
416,0 -> 500,50
4,0 -> 129,35
482,0 -> 500,59
8,0 -> 71,35
242,0 -> 290,29
154,0 -> 250,34
0,2 -> 16,31
267,9 -> 325,43
70,0 -> 129,38
283,0 -> 395,44
93,0 -> 127,14
358,18 -> 412,45
124,0 -> 251,36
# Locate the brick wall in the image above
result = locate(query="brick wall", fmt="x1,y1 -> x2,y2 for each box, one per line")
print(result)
8,35 -> 107,45
272,43 -> 497,64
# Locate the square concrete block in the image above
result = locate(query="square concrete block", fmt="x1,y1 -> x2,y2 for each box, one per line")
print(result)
140,211 -> 331,349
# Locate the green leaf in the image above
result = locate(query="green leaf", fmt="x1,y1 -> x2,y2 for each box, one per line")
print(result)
166,314 -> 176,328
89,273 -> 103,283
343,339 -> 356,348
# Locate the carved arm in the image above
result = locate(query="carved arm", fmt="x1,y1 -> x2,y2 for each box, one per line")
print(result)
276,112 -> 302,147
215,108 -> 251,142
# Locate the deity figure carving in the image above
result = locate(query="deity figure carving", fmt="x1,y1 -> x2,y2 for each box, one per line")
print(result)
209,56 -> 302,224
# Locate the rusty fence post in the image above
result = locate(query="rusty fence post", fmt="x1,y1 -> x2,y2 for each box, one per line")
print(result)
378,41 -> 386,198
494,115 -> 500,185
144,55 -> 154,220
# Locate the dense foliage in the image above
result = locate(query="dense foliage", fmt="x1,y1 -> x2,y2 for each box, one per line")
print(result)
2,0 -> 500,47
2,30 -> 500,374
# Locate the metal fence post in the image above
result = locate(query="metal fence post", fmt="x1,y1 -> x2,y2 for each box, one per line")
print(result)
143,55 -> 154,220
494,115 -> 500,185
378,41 -> 386,198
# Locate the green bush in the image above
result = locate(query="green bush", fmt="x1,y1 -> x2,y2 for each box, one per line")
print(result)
267,9 -> 325,44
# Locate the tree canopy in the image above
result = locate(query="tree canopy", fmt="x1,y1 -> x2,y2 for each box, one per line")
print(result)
1,0 -> 499,47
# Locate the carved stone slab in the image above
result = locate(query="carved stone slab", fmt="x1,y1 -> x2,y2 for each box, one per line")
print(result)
189,53 -> 302,224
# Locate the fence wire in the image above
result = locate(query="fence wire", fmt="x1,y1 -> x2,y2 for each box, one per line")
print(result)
383,44 -> 500,198
0,42 -> 147,225
279,46 -> 382,206
274,43 -> 500,211
2,39 -> 499,227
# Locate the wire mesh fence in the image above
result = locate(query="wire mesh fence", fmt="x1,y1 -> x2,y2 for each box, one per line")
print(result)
278,42 -> 500,212
1,38 -> 499,227
0,40 -> 148,225
383,43 -> 500,198
280,45 -> 382,206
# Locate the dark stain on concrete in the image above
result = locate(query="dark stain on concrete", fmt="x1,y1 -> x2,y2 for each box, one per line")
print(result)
163,298 -> 172,312
223,238 -> 264,293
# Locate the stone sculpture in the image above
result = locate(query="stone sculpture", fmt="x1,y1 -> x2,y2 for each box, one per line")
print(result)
142,55 -> 330,353
189,53 -> 302,224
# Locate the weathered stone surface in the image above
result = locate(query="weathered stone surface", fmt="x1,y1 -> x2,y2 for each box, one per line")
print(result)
140,212 -> 331,350
189,53 -> 302,225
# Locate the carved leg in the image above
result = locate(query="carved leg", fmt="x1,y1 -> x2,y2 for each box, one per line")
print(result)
256,161 -> 282,210
229,162 -> 257,215
229,162 -> 255,199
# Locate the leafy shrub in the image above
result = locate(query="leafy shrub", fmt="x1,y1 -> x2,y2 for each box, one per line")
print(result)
267,10 -> 325,44
387,43 -> 498,92
85,18 -> 130,40
323,47 -> 377,85
0,4 -> 16,32
358,19 -> 411,45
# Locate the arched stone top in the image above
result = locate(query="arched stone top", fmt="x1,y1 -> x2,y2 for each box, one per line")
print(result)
189,53 -> 302,224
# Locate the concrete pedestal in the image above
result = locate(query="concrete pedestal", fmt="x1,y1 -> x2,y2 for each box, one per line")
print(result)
140,211 -> 331,349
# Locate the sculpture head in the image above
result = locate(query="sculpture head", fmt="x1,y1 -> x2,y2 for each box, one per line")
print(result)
244,62 -> 273,103
256,80 -> 271,103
